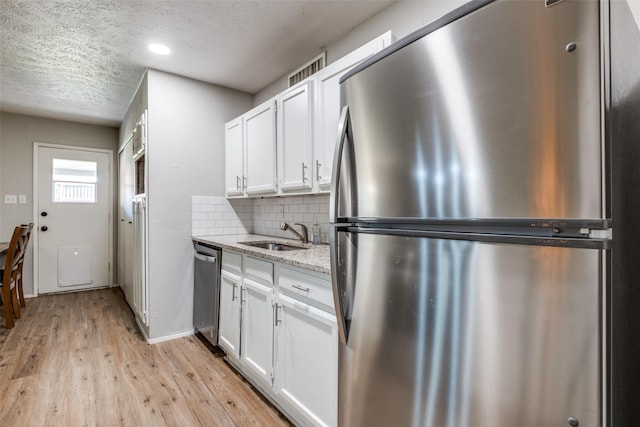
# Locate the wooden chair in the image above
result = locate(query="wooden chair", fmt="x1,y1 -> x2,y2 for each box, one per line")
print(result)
1,225 -> 29,328
16,223 -> 34,307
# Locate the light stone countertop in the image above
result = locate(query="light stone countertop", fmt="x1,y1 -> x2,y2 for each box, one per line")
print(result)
192,234 -> 331,275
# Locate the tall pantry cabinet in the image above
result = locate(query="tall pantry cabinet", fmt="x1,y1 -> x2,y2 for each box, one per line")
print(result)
117,70 -> 252,341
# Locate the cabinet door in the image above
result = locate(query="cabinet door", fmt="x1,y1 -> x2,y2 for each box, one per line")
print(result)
275,293 -> 338,427
118,138 -> 135,305
219,269 -> 242,359
225,117 -> 245,197
314,33 -> 391,190
278,81 -> 314,193
240,278 -> 275,386
245,100 -> 277,195
132,198 -> 148,326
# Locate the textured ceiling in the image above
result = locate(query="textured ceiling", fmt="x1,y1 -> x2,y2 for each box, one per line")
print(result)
0,0 -> 394,127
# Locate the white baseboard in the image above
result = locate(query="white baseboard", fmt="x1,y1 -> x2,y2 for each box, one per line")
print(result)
146,328 -> 195,345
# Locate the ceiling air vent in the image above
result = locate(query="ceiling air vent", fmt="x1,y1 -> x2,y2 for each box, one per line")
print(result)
288,52 -> 326,87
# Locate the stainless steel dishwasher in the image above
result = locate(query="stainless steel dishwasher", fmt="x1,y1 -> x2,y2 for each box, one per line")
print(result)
193,241 -> 221,347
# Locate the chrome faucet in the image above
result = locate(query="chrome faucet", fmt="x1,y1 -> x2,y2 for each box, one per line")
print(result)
280,222 -> 308,244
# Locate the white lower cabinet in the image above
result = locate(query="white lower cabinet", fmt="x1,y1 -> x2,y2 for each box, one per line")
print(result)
274,293 -> 338,427
240,277 -> 275,386
218,268 -> 242,358
218,249 -> 337,426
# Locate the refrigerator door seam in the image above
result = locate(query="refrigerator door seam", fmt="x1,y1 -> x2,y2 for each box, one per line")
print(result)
339,226 -> 610,250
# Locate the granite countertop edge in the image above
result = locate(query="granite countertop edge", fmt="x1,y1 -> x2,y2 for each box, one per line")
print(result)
192,234 -> 331,275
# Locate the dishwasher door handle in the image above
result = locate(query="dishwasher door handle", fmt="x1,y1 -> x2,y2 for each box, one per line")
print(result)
195,252 -> 217,263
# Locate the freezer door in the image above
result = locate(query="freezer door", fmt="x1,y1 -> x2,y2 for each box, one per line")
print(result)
336,0 -> 602,221
334,230 -> 601,427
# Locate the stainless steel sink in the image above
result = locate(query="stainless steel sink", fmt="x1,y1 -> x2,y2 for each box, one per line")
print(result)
239,241 -> 308,251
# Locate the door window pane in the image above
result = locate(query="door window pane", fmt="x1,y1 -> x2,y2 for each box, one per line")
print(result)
52,158 -> 97,203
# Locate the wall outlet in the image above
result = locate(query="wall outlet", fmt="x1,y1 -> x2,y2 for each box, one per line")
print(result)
18,195 -> 27,204
4,194 -> 17,204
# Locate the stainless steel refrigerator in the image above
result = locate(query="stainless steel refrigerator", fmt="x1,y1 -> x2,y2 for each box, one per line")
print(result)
329,0 -> 640,426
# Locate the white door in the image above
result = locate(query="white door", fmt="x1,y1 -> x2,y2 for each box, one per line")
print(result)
36,145 -> 112,294
224,117 -> 245,197
274,293 -> 338,427
240,278 -> 274,386
314,33 -> 391,190
245,100 -> 277,195
278,81 -> 314,193
118,139 -> 135,304
219,268 -> 242,359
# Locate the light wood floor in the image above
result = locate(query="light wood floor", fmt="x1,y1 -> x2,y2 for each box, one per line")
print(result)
0,288 -> 291,426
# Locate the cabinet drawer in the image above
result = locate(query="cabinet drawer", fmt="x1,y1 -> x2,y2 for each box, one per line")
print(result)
244,256 -> 273,286
278,267 -> 333,310
222,251 -> 242,275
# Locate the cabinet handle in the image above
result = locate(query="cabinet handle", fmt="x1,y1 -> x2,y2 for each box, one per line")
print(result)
274,303 -> 282,326
242,175 -> 247,191
232,284 -> 237,301
240,286 -> 246,303
236,175 -> 240,191
292,284 -> 310,293
302,162 -> 308,183
316,160 -> 322,181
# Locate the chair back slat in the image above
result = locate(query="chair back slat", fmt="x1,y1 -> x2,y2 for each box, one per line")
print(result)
3,226 -> 24,273
2,225 -> 27,328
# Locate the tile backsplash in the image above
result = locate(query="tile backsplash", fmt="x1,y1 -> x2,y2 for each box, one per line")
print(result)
191,196 -> 253,236
192,194 -> 330,244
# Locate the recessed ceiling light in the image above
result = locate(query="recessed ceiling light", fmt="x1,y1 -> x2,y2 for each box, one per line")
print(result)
148,43 -> 171,55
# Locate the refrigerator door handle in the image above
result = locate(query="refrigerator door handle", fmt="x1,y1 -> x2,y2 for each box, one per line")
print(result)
330,105 -> 350,223
330,226 -> 350,344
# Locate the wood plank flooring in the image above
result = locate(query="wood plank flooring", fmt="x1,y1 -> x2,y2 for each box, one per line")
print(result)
0,288 -> 292,426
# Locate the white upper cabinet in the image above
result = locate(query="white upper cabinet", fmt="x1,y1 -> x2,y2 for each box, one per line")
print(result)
225,117 -> 245,197
224,32 -> 393,198
314,31 -> 394,191
245,100 -> 278,196
278,81 -> 314,193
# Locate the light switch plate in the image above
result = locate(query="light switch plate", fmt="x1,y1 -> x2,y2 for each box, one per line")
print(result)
4,194 -> 17,204
18,195 -> 27,204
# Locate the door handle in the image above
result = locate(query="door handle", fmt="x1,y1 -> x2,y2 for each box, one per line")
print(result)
330,105 -> 350,223
274,303 -> 282,326
330,227 -> 349,344
194,253 -> 217,263
40,226 -> 48,232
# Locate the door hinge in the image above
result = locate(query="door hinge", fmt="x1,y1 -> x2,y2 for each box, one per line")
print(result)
108,262 -> 111,272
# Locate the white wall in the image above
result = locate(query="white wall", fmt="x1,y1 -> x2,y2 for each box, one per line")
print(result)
145,69 -> 252,340
629,0 -> 640,30
0,112 -> 118,296
254,0 -> 466,104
